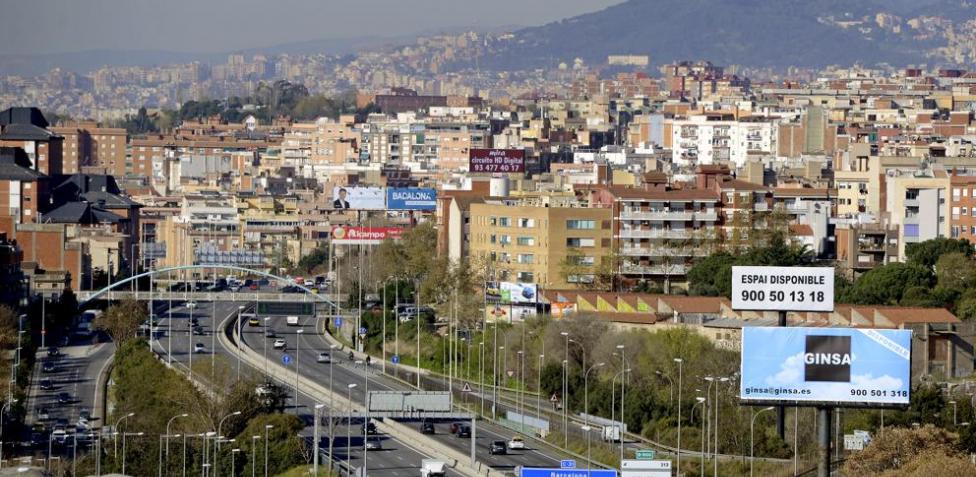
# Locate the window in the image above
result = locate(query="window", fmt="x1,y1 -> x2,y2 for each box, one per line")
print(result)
965,207 -> 970,216
499,235 -> 512,245
566,238 -> 596,247
516,236 -> 535,246
490,235 -> 497,244
569,255 -> 596,266
905,189 -> 919,201
517,254 -> 534,264
516,271 -> 534,283
566,219 -> 596,230
518,218 -> 535,228
953,207 -> 961,217
954,188 -> 962,199
489,217 -> 497,226
904,224 -> 919,237
568,275 -> 595,284
499,217 -> 510,227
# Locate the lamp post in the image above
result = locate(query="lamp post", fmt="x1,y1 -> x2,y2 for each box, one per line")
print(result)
264,425 -> 274,477
693,397 -> 706,474
237,305 -> 245,380
674,358 -> 684,472
114,412 -> 134,457
231,448 -> 240,477
216,411 -> 241,477
328,344 -> 337,472
610,368 -> 630,447
295,329 -> 304,410
263,317 -> 271,375
655,370 -> 674,407
616,344 -> 626,462
713,376 -> 729,476
583,362 -> 604,476
0,398 -> 17,470
122,431 -> 144,476
313,403 -> 325,476
950,400 -> 958,427
751,407 -> 776,477
163,413 -> 188,477
251,435 -> 259,477
517,350 -> 524,431
537,353 -> 544,422
560,331 -> 569,447
479,341 -> 486,415
346,384 -> 357,473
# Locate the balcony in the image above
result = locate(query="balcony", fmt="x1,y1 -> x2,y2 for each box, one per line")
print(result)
617,229 -> 692,239
620,263 -> 689,275
620,210 -> 693,221
619,246 -> 709,257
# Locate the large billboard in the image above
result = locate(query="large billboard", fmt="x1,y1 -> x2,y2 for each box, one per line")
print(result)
387,188 -> 437,211
332,186 -> 385,210
331,226 -> 404,245
732,266 -> 834,312
469,149 -> 526,173
740,327 -> 912,407
486,281 -> 538,305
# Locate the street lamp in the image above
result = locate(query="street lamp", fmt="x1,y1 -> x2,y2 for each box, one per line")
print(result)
231,448 -> 241,477
295,329 -> 304,410
264,424 -> 274,477
251,435 -> 260,477
616,344 -> 625,462
583,362 -> 604,476
237,304 -> 245,380
751,407 -> 776,477
313,403 -> 325,476
674,357 -> 684,472
0,398 -> 17,470
950,400 -> 958,427
560,331 -> 570,448
711,376 -> 730,476
161,413 -> 188,477
610,368 -> 630,448
114,412 -> 134,457
346,383 -> 357,473
121,431 -> 144,476
655,370 -> 674,407
693,397 -> 706,474
216,411 -> 242,477
327,344 -> 337,472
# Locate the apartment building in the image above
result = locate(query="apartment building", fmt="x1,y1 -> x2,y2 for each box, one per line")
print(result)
668,114 -> 776,168
0,147 -> 48,234
836,222 -> 899,276
950,169 -> 976,244
467,198 -> 612,289
0,107 -> 64,176
886,169 -> 950,259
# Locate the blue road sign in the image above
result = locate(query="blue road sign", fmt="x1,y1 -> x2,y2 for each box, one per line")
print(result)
521,469 -> 615,477
359,327 -> 367,335
282,354 -> 292,365
334,317 -> 343,327
560,460 -> 576,469
392,355 -> 400,364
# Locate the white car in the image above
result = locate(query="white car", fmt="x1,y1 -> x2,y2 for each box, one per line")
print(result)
507,437 -> 525,450
193,343 -> 206,353
273,339 -> 287,349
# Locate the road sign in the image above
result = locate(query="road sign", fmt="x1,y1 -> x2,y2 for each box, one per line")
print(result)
621,460 -> 671,477
635,450 -> 656,460
550,393 -> 559,402
462,383 -> 472,393
391,355 -> 399,364
334,317 -> 343,328
282,354 -> 292,365
507,370 -> 515,378
560,460 -> 576,469
731,266 -> 834,312
844,434 -> 865,451
359,327 -> 367,336
520,469 -> 615,477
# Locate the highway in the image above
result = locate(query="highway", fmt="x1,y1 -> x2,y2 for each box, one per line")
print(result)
151,299 -> 469,477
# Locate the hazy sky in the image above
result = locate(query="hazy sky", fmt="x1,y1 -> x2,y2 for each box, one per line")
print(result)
0,0 -> 622,55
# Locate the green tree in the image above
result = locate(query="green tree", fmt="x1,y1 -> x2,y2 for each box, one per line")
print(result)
94,299 -> 146,345
236,413 -> 307,476
837,263 -> 934,305
906,237 -> 974,268
935,252 -> 976,291
686,252 -> 735,296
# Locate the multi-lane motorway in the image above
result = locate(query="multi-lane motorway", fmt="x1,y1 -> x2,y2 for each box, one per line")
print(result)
149,299 -> 577,476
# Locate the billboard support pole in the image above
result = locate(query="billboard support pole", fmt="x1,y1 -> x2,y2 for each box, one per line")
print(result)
777,310 -> 787,440
817,406 -> 831,477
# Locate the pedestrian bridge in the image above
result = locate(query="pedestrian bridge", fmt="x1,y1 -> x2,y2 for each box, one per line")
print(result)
75,290 -> 327,303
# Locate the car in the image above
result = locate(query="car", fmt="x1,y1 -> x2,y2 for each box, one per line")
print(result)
316,352 -> 331,363
193,343 -> 206,353
257,278 -> 270,286
79,409 -> 91,422
363,421 -> 377,435
273,339 -> 286,349
39,378 -> 54,390
36,408 -> 51,420
192,326 -> 206,336
455,425 -> 471,438
489,440 -> 507,455
286,316 -> 299,326
188,317 -> 199,327
508,437 -> 525,450
255,382 -> 278,396
449,422 -> 463,434
421,420 -> 435,434
264,329 -> 277,339
52,429 -> 67,444
47,347 -> 61,357
249,283 -> 259,291
365,437 -> 382,451
248,317 -> 261,327
42,361 -> 56,373
57,392 -> 71,404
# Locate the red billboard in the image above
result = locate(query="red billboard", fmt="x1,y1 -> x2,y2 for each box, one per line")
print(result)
331,226 -> 404,244
469,149 -> 526,173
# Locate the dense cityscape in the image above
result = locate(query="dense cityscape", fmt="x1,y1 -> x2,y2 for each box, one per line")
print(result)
5,1 -> 976,477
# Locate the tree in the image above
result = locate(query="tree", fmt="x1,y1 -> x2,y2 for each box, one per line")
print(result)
687,252 -> 735,296
842,425 -> 974,477
837,262 -> 934,305
906,237 -> 973,269
93,300 -> 145,345
935,252 -> 976,292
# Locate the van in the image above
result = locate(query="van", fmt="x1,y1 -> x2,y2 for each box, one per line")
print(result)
286,316 -> 299,326
75,322 -> 93,337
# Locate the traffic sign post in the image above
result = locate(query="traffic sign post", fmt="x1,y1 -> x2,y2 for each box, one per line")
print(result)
462,383 -> 472,393
334,317 -> 343,328
391,355 -> 399,364
635,450 -> 656,460
359,327 -> 367,337
282,354 -> 292,365
559,460 -> 576,469
620,460 -> 670,477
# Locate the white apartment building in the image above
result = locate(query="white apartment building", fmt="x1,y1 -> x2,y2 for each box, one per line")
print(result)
670,116 -> 777,168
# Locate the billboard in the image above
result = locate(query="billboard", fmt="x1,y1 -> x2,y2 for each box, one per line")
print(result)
331,226 -> 404,245
386,188 -> 437,211
740,327 -> 912,407
469,148 -> 526,173
486,281 -> 538,304
732,266 -> 834,312
332,186 -> 385,210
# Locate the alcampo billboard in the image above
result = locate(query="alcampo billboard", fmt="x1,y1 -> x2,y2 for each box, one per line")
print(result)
740,327 -> 911,407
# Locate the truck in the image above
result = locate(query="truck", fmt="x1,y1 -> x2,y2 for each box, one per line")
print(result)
602,425 -> 622,442
420,459 -> 446,477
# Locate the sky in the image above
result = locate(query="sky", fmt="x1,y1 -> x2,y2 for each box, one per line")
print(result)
0,0 -> 622,55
